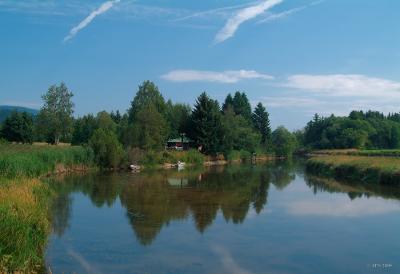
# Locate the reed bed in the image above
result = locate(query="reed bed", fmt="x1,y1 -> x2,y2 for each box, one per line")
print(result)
0,144 -> 94,178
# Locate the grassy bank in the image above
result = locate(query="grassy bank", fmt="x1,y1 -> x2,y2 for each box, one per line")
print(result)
0,144 -> 94,178
307,155 -> 400,185
0,144 -> 95,272
0,179 -> 51,273
132,149 -> 206,168
310,149 -> 400,157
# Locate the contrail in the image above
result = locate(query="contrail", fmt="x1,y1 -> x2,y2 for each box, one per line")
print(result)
63,0 -> 120,42
214,0 -> 283,44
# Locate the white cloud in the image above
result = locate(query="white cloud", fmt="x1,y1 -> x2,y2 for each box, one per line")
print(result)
63,0 -> 120,42
284,74 -> 400,98
258,96 -> 320,108
287,197 -> 400,217
211,245 -> 253,274
258,6 -> 304,24
215,0 -> 283,44
258,0 -> 325,24
161,69 -> 274,83
172,2 -> 259,22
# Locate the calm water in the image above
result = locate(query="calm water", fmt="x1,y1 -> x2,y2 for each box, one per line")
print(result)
45,160 -> 400,274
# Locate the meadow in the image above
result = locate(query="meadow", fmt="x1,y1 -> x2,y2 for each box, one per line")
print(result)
307,154 -> 400,185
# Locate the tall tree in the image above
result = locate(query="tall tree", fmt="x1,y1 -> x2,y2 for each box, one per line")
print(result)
38,83 -> 74,144
131,104 -> 168,150
232,91 -> 252,122
189,92 -> 223,154
165,100 -> 191,138
71,114 -> 97,145
222,94 -> 234,112
272,126 -> 297,157
1,111 -> 33,143
252,102 -> 271,145
222,107 -> 260,153
128,81 -> 166,123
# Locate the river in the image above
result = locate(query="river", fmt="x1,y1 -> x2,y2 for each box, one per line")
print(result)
45,160 -> 400,274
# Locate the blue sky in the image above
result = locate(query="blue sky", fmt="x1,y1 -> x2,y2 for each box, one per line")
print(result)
0,0 -> 399,129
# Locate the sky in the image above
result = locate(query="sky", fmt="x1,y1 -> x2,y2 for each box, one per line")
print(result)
0,0 -> 399,130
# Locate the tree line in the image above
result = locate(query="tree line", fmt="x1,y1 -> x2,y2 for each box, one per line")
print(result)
0,81 -> 297,167
298,111 -> 400,149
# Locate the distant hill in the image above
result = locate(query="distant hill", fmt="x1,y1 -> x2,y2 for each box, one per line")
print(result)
0,105 -> 39,123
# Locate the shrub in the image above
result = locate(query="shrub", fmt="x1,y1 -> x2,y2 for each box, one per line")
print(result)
89,129 -> 125,168
182,149 -> 205,164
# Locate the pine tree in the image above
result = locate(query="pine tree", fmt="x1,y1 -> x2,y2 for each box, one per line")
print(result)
189,92 -> 223,154
232,91 -> 252,122
252,102 -> 271,145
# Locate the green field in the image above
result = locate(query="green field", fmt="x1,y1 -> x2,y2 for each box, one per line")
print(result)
307,154 -> 400,185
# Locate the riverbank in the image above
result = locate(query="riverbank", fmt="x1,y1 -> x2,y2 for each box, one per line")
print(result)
0,144 -> 94,272
306,154 -> 400,185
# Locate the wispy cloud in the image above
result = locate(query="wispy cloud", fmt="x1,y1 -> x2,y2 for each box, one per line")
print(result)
161,69 -> 274,83
172,2 -> 259,22
63,0 -> 120,42
214,0 -> 283,44
258,6 -> 305,23
258,0 -> 324,24
283,74 -> 400,97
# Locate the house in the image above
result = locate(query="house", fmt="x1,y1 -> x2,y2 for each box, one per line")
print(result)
166,136 -> 194,151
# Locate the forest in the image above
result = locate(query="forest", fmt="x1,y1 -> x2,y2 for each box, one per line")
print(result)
2,81 -> 400,168
0,81 -> 297,168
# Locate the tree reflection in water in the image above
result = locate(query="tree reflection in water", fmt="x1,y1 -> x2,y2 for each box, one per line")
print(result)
47,161 -> 298,245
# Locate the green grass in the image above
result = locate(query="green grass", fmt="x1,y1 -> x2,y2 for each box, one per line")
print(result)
0,144 -> 94,178
307,155 -> 400,185
0,179 -> 51,273
140,149 -> 205,167
311,149 -> 400,157
0,144 -> 95,272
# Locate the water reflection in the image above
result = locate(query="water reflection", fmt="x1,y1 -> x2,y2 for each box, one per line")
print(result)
48,163 -> 296,245
48,161 -> 400,245
304,174 -> 400,201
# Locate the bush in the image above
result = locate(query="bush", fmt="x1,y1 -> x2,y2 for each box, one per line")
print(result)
226,150 -> 252,161
89,129 -> 125,168
272,126 -> 297,157
182,149 -> 204,164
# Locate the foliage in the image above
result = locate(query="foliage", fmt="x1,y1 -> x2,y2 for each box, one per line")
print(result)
130,104 -> 168,150
272,126 -> 297,157
89,129 -> 125,168
223,91 -> 252,122
128,80 -> 166,122
165,100 -> 191,138
0,105 -> 38,123
303,111 -> 400,150
36,83 -> 74,144
252,102 -> 271,146
222,107 -> 260,154
226,150 -> 252,161
0,144 -> 94,178
189,92 -> 223,155
0,111 -> 34,144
